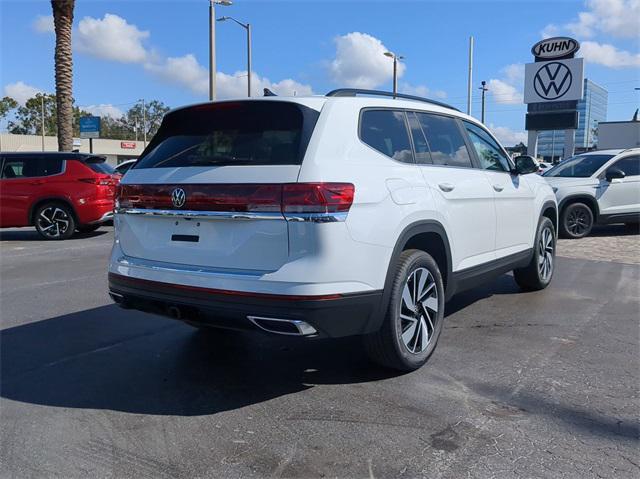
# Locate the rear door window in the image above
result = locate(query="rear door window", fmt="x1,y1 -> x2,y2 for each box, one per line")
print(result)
1,157 -> 63,178
134,101 -> 319,168
360,110 -> 413,163
415,113 -> 473,168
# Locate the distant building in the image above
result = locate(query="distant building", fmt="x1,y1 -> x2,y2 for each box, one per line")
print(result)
537,78 -> 608,162
0,133 -> 143,166
597,120 -> 640,149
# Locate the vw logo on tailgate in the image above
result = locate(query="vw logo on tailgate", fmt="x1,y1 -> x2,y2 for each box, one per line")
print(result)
533,62 -> 572,100
171,188 -> 186,208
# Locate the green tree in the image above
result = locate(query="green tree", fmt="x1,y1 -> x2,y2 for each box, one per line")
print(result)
0,96 -> 18,121
9,93 -> 89,136
126,100 -> 170,140
51,0 -> 75,151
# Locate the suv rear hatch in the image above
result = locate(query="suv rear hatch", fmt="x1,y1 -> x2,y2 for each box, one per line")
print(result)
116,100 -> 321,272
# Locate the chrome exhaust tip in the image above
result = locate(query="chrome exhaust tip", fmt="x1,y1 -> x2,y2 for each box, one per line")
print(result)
247,316 -> 317,336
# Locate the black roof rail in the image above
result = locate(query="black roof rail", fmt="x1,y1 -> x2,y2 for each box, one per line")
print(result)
326,88 -> 460,112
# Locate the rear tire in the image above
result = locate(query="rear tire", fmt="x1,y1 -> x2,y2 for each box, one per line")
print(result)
364,249 -> 445,372
34,202 -> 76,240
514,217 -> 555,291
560,202 -> 593,239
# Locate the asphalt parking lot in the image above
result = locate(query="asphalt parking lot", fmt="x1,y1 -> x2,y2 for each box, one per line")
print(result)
1,226 -> 638,478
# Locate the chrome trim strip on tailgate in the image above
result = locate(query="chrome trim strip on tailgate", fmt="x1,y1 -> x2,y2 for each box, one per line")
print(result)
116,208 -> 284,221
115,255 -> 271,278
116,208 -> 348,222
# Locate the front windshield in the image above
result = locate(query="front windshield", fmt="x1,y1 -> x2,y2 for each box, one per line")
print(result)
543,154 -> 613,178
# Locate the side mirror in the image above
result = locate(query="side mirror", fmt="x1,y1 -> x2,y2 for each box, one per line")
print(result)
513,155 -> 538,175
605,167 -> 625,182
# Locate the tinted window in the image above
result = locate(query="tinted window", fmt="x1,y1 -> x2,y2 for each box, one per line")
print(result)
360,110 -> 413,163
611,156 -> 640,177
85,159 -> 116,174
407,112 -> 431,164
135,101 -> 319,168
416,114 -> 473,168
544,154 -> 614,178
1,157 -> 63,178
463,122 -> 511,172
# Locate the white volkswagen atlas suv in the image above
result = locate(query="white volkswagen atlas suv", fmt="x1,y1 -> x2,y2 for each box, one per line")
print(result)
108,89 -> 557,371
543,149 -> 640,238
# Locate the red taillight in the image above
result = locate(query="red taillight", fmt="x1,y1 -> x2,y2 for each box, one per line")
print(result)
79,175 -> 117,186
282,183 -> 354,213
117,183 -> 355,214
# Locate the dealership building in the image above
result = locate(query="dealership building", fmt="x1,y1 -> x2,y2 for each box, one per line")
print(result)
0,133 -> 144,166
536,78 -> 608,162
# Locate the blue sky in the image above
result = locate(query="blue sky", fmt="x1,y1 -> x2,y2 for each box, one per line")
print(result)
1,0 -> 639,145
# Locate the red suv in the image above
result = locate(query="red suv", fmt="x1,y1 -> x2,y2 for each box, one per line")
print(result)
0,152 -> 120,239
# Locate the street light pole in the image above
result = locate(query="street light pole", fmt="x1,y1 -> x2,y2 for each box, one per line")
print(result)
40,94 -> 45,152
384,51 -> 404,98
479,80 -> 488,123
140,98 -> 147,149
467,36 -> 474,115
209,0 -> 233,101
217,16 -> 251,97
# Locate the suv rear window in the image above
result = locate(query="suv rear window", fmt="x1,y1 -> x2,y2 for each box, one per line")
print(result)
134,101 -> 320,169
84,158 -> 116,174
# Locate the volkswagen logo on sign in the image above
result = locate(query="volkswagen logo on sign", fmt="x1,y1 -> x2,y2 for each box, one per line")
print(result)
533,62 -> 573,100
171,188 -> 186,208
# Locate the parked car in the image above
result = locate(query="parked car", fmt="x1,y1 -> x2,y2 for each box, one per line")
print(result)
115,159 -> 137,175
536,161 -> 553,175
544,148 -> 640,238
108,90 -> 557,371
0,152 -> 120,239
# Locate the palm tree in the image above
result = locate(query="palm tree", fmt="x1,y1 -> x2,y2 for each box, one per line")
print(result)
51,0 -> 75,151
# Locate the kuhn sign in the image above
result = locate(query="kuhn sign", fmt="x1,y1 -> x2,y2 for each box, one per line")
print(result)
531,37 -> 580,59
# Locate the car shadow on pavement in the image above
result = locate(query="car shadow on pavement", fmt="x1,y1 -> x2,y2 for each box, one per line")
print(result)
470,383 -> 639,441
444,273 -> 522,317
0,305 -> 398,416
0,228 -> 110,242
587,224 -> 639,238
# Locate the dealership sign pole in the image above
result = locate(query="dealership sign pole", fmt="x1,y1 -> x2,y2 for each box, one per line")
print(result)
524,37 -> 583,160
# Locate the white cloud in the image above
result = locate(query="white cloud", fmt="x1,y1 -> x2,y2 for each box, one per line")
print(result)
542,0 -> 640,39
329,32 -> 405,89
83,104 -> 124,119
400,83 -> 447,99
3,81 -> 43,105
487,79 -> 523,105
580,41 -> 640,68
76,14 -> 149,63
33,15 -> 54,34
145,54 -> 209,95
146,54 -> 313,98
487,64 -> 524,105
502,63 -> 525,84
540,24 -> 560,39
488,124 -> 527,146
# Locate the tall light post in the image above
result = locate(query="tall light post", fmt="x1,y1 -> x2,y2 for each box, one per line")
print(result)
217,16 -> 252,97
384,51 -> 404,98
209,0 -> 233,101
479,80 -> 488,124
139,98 -> 147,148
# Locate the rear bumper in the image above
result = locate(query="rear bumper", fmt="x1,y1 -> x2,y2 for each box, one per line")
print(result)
76,198 -> 114,225
108,272 -> 383,338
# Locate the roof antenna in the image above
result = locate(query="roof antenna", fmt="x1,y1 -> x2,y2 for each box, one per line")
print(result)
263,88 -> 277,97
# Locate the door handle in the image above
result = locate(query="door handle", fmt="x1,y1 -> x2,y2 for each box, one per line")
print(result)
30,180 -> 45,185
493,184 -> 504,192
438,183 -> 455,192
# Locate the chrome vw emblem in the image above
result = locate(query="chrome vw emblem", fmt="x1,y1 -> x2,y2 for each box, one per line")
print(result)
534,62 -> 572,100
171,188 -> 186,208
